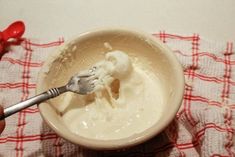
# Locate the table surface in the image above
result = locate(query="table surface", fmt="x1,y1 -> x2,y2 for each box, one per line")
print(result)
1,0 -> 235,42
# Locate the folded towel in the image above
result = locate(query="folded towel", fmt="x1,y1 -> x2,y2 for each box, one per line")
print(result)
0,32 -> 234,157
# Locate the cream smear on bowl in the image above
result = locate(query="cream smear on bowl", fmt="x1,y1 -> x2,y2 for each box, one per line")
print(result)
61,50 -> 165,140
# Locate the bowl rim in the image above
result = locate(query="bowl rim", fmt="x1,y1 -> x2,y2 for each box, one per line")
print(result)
36,27 -> 185,150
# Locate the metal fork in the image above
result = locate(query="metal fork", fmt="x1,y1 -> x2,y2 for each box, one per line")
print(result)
0,68 -> 97,120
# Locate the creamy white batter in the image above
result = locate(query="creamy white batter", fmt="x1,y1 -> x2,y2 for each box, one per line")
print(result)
61,50 -> 164,140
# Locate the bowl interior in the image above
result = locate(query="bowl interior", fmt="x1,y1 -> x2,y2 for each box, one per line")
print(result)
37,29 -> 184,149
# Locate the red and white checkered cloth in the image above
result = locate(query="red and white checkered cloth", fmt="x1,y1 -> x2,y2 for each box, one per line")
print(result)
0,32 -> 235,157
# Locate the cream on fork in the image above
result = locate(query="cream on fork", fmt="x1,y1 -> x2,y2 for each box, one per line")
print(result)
0,67 -> 98,120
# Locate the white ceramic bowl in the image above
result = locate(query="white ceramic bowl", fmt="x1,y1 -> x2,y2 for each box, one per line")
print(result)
36,28 -> 184,150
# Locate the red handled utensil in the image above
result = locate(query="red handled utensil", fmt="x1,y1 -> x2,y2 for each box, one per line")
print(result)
0,21 -> 25,54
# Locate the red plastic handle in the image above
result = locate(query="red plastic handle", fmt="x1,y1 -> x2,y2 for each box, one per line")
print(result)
1,21 -> 25,41
0,21 -> 25,55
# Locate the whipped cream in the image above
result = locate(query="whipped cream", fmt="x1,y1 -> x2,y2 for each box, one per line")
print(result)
61,50 -> 164,140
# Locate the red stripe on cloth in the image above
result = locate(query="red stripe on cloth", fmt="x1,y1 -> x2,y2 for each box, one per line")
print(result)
0,133 -> 57,143
54,136 -> 62,157
154,141 -> 199,154
229,105 -> 235,109
221,43 -> 232,102
185,69 -> 235,87
165,121 -> 185,156
175,50 -> 235,65
184,94 -> 222,107
0,83 -> 36,89
158,31 -> 167,43
184,70 -> 222,83
176,141 -> 199,150
1,57 -> 43,67
203,123 -> 234,133
220,42 -> 234,156
22,108 -> 39,113
211,154 -> 230,157
16,39 -> 33,157
183,34 -> 200,126
224,108 -> 234,156
195,123 -> 235,142
153,33 -> 199,41
24,37 -> 64,48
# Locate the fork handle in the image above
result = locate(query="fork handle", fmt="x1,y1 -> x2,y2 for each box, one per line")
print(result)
0,86 -> 67,120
